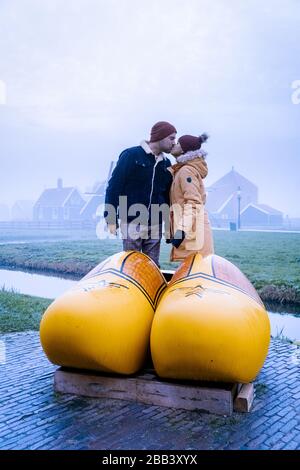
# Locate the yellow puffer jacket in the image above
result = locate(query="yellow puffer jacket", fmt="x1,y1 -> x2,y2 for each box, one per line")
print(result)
169,155 -> 214,261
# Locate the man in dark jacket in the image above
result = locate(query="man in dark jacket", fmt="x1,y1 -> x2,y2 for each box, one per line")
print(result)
104,121 -> 177,266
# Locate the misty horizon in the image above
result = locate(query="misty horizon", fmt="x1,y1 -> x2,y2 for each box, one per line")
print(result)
0,0 -> 299,217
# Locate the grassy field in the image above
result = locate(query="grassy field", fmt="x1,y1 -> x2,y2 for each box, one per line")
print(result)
0,228 -> 96,242
0,231 -> 299,304
0,288 -> 52,333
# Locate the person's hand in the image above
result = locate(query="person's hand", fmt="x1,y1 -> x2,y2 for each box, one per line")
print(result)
171,230 -> 186,248
107,224 -> 118,236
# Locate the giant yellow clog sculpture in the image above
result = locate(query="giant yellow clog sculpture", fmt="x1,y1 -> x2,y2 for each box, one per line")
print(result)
151,253 -> 270,383
40,251 -> 166,375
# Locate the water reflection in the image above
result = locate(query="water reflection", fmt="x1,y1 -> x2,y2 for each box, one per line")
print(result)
264,301 -> 300,315
0,269 -> 75,299
268,312 -> 300,341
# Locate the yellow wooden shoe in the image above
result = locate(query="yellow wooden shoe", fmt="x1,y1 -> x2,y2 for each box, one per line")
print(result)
151,253 -> 270,383
40,251 -> 166,375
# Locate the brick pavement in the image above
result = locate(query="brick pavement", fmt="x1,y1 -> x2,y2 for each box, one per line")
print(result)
0,332 -> 299,450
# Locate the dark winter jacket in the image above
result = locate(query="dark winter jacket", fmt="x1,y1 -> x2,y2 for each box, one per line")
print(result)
104,142 -> 172,225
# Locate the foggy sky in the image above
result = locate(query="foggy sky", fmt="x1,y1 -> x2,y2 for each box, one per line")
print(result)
0,0 -> 299,216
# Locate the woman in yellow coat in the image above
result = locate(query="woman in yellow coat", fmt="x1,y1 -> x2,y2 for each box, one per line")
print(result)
168,133 -> 214,261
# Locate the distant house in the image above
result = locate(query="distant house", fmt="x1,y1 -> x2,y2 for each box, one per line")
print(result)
241,204 -> 283,228
11,200 -> 34,221
206,168 -> 283,228
206,168 -> 258,227
80,181 -> 106,221
0,203 -> 10,221
33,179 -> 85,221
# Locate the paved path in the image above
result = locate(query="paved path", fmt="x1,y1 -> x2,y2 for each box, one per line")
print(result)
0,332 -> 299,450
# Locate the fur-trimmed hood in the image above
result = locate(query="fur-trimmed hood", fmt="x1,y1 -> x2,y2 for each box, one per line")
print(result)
171,150 -> 208,179
176,148 -> 207,163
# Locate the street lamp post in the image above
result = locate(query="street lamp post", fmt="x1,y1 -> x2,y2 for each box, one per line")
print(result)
237,186 -> 241,230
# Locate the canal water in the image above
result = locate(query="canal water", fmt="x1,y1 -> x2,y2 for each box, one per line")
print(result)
0,268 -> 299,342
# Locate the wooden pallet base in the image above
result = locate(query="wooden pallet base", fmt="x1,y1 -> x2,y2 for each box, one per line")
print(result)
54,368 -> 254,416
233,383 -> 255,412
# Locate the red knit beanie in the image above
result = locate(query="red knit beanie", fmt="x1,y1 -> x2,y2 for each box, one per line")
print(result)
178,133 -> 209,153
150,121 -> 177,142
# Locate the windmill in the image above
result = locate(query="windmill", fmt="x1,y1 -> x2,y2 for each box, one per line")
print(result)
80,161 -> 115,222
84,160 -> 115,196
106,160 -> 115,189
93,160 -> 118,239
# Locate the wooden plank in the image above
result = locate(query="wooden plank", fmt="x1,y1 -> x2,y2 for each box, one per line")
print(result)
54,369 -> 138,401
54,368 -> 238,416
233,383 -> 254,412
136,380 -> 236,416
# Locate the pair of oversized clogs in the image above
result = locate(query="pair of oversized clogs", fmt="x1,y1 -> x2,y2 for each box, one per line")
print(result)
40,251 -> 270,383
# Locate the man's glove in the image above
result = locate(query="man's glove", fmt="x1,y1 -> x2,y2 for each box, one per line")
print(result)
171,230 -> 186,248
